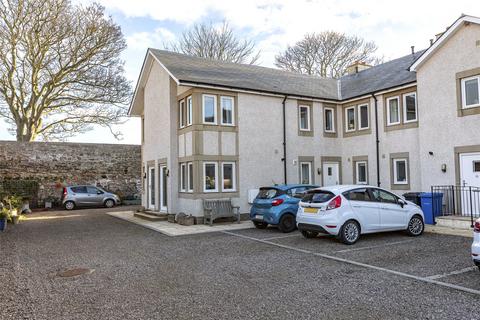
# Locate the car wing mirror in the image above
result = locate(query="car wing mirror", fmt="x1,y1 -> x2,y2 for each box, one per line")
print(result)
398,199 -> 406,208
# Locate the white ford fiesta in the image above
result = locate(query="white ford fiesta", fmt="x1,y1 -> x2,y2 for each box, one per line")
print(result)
296,185 -> 425,245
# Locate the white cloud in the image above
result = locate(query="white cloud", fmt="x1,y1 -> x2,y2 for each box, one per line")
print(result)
126,27 -> 176,51
94,0 -> 479,63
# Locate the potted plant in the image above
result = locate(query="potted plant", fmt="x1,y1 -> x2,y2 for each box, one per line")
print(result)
3,195 -> 22,225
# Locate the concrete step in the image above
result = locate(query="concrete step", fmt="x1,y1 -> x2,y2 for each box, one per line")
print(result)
435,216 -> 474,230
133,211 -> 168,222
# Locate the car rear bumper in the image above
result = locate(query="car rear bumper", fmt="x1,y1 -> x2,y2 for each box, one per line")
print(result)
250,210 -> 280,225
296,212 -> 339,235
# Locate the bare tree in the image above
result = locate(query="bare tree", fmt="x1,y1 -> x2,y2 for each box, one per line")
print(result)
0,0 -> 131,142
275,31 -> 383,78
170,21 -> 260,65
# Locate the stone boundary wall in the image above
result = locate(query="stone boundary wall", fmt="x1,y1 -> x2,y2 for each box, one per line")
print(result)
0,141 -> 141,207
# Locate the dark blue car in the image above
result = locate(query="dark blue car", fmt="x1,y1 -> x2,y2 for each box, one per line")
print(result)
250,184 -> 318,232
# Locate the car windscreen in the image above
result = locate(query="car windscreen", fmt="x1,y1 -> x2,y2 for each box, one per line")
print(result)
301,190 -> 335,203
256,188 -> 283,199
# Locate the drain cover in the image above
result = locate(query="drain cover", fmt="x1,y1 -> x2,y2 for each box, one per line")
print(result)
57,268 -> 94,278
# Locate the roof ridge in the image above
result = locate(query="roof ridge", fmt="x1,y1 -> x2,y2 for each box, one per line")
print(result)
149,48 -> 337,82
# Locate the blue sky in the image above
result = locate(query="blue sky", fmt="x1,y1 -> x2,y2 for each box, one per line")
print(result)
0,0 -> 478,144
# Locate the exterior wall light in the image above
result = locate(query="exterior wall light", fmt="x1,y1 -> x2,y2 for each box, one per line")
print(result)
441,164 -> 447,172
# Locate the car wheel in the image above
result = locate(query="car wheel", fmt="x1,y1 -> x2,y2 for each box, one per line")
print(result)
253,221 -> 268,229
104,199 -> 115,208
278,214 -> 296,233
301,230 -> 319,239
406,215 -> 424,236
64,201 -> 75,211
338,220 -> 360,245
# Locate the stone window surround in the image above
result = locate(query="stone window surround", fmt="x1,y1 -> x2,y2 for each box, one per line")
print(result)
297,100 -> 314,137
389,152 -> 410,190
352,155 -> 368,185
323,104 -> 338,138
456,67 -> 480,117
342,98 -> 372,138
298,156 -> 315,184
177,155 -> 240,199
177,88 -> 238,135
383,87 -> 419,132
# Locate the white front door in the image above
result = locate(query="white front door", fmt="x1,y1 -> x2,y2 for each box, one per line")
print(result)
159,165 -> 168,212
460,152 -> 480,216
323,162 -> 339,186
148,166 -> 156,210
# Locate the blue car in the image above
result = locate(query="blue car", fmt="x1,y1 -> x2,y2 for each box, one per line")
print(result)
250,184 -> 318,232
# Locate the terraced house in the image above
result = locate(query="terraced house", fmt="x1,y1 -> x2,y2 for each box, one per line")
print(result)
129,15 -> 480,217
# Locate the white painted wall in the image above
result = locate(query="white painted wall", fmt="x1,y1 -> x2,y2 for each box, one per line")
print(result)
416,23 -> 480,190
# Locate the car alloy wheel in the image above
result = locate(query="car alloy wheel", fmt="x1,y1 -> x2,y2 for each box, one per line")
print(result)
64,201 -> 75,210
407,216 -> 424,236
340,220 -> 360,244
105,199 -> 114,208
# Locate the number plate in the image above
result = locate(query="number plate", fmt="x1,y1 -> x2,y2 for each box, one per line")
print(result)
255,215 -> 263,220
304,207 -> 318,214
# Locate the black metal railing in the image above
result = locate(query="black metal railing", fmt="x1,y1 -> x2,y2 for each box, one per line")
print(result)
431,185 -> 480,227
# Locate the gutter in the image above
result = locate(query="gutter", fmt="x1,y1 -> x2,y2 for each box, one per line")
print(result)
282,95 -> 288,184
372,93 -> 381,187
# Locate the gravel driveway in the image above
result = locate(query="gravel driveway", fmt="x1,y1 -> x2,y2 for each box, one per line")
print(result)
1,207 -> 479,320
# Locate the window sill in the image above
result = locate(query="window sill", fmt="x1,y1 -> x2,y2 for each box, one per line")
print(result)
458,105 -> 480,117
384,121 -> 418,132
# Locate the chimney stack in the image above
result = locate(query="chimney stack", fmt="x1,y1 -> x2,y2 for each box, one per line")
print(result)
346,61 -> 371,75
411,46 -> 415,54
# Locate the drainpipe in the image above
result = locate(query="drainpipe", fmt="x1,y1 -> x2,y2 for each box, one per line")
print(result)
282,95 -> 288,184
372,93 -> 381,187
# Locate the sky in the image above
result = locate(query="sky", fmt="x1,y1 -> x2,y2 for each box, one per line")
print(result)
0,0 -> 478,145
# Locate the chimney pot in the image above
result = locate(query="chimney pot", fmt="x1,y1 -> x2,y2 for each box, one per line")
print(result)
411,46 -> 415,54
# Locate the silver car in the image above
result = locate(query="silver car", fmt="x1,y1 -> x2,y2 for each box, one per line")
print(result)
62,185 -> 121,210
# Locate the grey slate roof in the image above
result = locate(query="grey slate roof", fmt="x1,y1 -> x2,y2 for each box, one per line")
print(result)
150,49 -> 339,100
149,48 -> 424,101
340,50 -> 425,100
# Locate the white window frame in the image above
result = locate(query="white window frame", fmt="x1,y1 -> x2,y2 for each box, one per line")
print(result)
187,162 -> 193,192
393,158 -> 408,185
355,161 -> 368,184
403,92 -> 418,123
299,161 -> 312,185
179,99 -> 186,128
221,162 -> 236,192
461,75 -> 480,109
220,96 -> 235,126
324,107 -> 335,133
386,96 -> 401,126
298,105 -> 311,131
202,94 -> 217,125
203,162 -> 218,192
186,96 -> 193,126
345,106 -> 356,132
180,163 -> 187,192
358,104 -> 369,130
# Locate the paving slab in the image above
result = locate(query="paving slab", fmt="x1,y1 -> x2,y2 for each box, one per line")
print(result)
106,210 -> 254,236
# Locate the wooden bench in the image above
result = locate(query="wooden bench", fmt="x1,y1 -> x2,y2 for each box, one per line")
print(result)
203,199 -> 240,226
